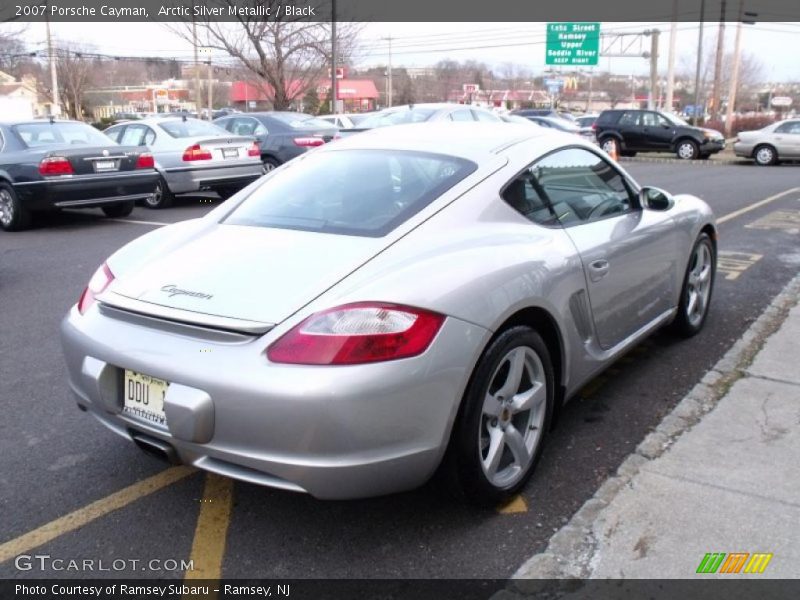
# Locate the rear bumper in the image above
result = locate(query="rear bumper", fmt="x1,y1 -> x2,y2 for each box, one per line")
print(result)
163,162 -> 264,194
14,170 -> 159,210
60,304 -> 489,499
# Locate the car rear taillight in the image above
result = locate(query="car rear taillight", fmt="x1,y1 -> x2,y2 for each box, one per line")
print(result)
39,156 -> 74,176
293,137 -> 325,148
266,302 -> 445,365
591,123 -> 598,130
136,152 -> 155,169
247,142 -> 260,157
77,263 -> 114,315
182,144 -> 212,161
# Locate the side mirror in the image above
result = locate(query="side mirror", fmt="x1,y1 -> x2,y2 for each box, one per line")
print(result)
640,186 -> 674,211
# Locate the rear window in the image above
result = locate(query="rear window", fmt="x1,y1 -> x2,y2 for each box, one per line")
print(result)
359,108 -> 438,129
158,119 -> 228,138
14,122 -> 112,147
597,111 -> 622,125
223,149 -> 476,237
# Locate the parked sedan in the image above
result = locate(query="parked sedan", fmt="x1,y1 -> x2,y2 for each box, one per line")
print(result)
317,113 -> 372,129
523,115 -> 595,142
734,119 -> 800,165
0,119 -> 159,231
61,123 -> 716,504
214,112 -> 338,171
338,103 -> 502,137
104,117 -> 264,208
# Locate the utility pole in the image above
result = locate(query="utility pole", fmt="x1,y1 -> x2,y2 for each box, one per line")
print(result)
192,7 -> 201,118
665,0 -> 678,113
330,0 -> 337,114
710,0 -> 727,121
693,0 -> 706,125
648,29 -> 660,110
45,10 -> 60,116
207,59 -> 213,120
725,3 -> 756,137
385,36 -> 393,107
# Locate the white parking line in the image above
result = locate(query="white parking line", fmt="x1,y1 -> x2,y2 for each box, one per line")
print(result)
106,218 -> 169,227
717,187 -> 800,225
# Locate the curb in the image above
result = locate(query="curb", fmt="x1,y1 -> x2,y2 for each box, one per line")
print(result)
510,272 -> 800,582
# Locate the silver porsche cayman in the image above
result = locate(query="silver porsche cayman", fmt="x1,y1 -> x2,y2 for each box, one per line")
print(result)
61,123 -> 716,505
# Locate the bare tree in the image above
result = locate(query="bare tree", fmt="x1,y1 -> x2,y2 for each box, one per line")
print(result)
0,24 -> 28,76
168,1 -> 360,110
55,45 -> 96,119
433,59 -> 460,101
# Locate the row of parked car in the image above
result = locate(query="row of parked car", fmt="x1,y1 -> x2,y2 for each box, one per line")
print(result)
1,103 -> 796,231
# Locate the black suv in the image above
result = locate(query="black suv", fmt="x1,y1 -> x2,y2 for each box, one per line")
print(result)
594,109 -> 725,160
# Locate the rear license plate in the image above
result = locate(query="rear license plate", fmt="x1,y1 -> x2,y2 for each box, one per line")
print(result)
94,159 -> 117,172
123,370 -> 168,426
222,148 -> 239,159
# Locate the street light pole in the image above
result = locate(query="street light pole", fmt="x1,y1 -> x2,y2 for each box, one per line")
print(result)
45,9 -> 60,116
665,0 -> 678,113
330,0 -> 337,114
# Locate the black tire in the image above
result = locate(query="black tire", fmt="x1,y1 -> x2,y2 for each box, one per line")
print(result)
676,139 -> 699,160
262,156 -> 280,172
145,177 -> 174,209
671,233 -> 716,338
444,326 -> 555,506
0,182 -> 32,231
102,201 -> 134,218
600,137 -> 619,156
753,144 -> 778,166
215,186 -> 241,200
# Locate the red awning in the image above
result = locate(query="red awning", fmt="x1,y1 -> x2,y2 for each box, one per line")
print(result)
328,79 -> 379,100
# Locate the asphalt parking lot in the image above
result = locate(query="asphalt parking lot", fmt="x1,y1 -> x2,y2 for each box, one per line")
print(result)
1,161 -> 799,580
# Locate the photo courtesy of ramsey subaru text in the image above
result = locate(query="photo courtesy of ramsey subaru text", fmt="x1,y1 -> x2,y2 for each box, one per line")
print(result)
60,123 -> 717,505
0,119 -> 159,231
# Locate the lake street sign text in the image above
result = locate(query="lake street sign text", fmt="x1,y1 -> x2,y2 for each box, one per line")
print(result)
546,22 -> 600,66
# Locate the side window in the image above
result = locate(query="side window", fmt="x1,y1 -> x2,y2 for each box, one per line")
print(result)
230,117 -> 266,136
618,111 -> 639,126
473,110 -> 498,122
104,126 -> 124,143
143,127 -> 156,145
119,124 -> 149,146
530,148 -> 635,226
641,112 -> 659,127
501,172 -> 559,226
450,109 -> 474,122
776,121 -> 800,134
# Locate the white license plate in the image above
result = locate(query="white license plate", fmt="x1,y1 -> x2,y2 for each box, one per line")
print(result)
222,148 -> 238,159
123,370 -> 168,426
94,159 -> 117,171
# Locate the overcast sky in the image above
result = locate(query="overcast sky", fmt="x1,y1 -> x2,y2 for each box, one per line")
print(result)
18,21 -> 800,83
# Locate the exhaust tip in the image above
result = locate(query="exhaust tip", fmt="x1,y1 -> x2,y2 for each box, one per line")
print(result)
131,432 -> 181,465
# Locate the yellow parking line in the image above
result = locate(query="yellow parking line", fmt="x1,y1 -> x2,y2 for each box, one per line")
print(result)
184,474 -> 234,584
717,187 -> 800,224
498,494 -> 528,514
0,466 -> 195,564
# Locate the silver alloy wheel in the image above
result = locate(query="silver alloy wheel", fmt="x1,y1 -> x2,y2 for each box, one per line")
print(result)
479,346 -> 547,488
686,242 -> 713,327
678,142 -> 696,159
0,188 -> 13,226
755,146 -> 775,165
601,138 -> 617,154
148,182 -> 163,207
263,161 -> 276,172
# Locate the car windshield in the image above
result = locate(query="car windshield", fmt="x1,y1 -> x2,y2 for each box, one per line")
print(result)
663,113 -> 690,126
158,119 -> 229,138
269,113 -> 336,129
223,149 -> 476,237
359,108 -> 438,128
14,122 -> 113,147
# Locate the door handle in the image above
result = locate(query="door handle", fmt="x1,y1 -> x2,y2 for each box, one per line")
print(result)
589,259 -> 610,282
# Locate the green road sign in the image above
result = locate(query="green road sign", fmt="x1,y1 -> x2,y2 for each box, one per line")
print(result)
546,22 -> 600,66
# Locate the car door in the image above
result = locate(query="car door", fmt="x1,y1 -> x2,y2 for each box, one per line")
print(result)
641,112 -> 673,150
616,111 -> 643,150
773,120 -> 800,157
530,147 -> 680,349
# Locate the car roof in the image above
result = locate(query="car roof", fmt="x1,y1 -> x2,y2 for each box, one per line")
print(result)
0,119 -> 84,127
320,122 -> 550,161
